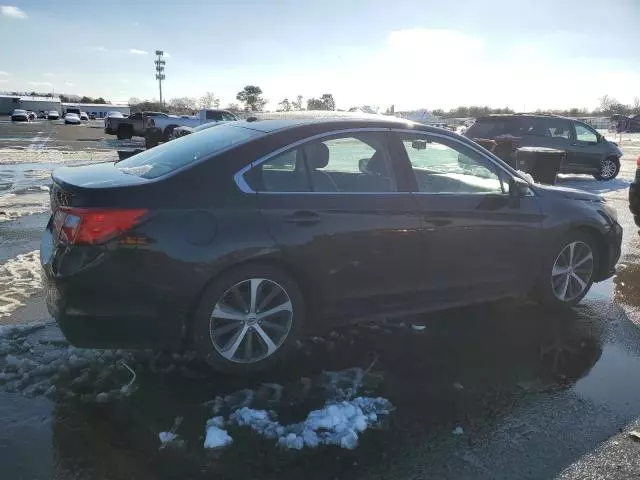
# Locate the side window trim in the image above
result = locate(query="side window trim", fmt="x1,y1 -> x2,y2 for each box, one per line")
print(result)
236,127 -> 408,194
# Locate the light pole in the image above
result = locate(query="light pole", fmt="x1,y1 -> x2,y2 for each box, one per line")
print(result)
155,50 -> 166,108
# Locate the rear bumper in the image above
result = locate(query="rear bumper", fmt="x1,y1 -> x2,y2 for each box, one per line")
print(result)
596,221 -> 623,281
629,180 -> 640,227
40,228 -> 186,350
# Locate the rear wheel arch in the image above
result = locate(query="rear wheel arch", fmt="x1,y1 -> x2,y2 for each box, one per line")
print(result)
182,257 -> 320,347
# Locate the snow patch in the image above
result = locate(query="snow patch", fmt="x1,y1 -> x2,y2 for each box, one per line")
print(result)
229,396 -> 393,450
204,416 -> 233,449
0,251 -> 42,317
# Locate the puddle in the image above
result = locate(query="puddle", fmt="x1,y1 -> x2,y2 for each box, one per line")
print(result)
0,301 -> 622,479
573,343 -> 640,414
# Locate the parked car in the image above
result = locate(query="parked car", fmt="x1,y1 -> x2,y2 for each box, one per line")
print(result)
80,112 -> 89,121
464,114 -> 623,180
64,107 -> 81,117
105,111 -> 167,140
47,110 -> 60,120
41,116 -> 622,374
146,109 -> 238,141
26,111 -> 37,121
89,113 -> 96,120
37,110 -> 47,119
629,155 -> 640,227
64,113 -> 81,125
11,109 -> 29,122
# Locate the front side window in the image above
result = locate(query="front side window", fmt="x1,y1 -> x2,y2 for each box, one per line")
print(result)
400,133 -> 505,194
246,132 -> 397,193
574,122 -> 598,143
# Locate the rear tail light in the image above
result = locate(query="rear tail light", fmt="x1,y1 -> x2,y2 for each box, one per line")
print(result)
636,155 -> 640,167
52,207 -> 148,244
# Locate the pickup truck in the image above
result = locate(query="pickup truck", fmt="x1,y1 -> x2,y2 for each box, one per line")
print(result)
104,111 -> 168,140
146,109 -> 238,140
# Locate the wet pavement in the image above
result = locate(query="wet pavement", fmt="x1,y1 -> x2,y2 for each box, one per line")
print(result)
1,128 -> 640,479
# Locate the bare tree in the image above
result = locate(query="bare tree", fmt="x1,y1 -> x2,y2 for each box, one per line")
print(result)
633,96 -> 640,115
168,97 -> 198,114
199,92 -> 220,109
225,103 -> 241,112
292,95 -> 304,110
278,98 -> 292,111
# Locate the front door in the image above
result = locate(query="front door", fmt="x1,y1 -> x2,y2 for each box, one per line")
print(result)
247,129 -> 423,320
566,122 -> 603,173
390,130 -> 543,307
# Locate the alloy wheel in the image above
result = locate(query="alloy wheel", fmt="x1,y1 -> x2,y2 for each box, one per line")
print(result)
551,241 -> 594,302
209,278 -> 293,363
600,159 -> 617,179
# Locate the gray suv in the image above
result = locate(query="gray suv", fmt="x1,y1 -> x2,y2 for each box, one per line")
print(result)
464,114 -> 623,180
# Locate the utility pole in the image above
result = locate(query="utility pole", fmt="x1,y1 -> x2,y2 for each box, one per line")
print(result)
155,50 -> 166,108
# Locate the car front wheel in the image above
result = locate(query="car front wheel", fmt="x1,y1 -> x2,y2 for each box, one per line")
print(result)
192,264 -> 304,374
536,232 -> 598,307
593,157 -> 620,181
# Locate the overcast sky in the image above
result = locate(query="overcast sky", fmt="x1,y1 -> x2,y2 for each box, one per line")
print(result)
0,0 -> 639,111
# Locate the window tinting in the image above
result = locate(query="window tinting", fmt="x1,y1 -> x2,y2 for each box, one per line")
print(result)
401,133 -> 505,194
117,125 -> 259,179
465,118 -> 511,138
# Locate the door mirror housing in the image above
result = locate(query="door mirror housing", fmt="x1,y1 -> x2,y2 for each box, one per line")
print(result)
509,176 -> 530,198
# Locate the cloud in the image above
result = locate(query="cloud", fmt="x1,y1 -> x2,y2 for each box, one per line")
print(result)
119,78 -> 130,84
28,81 -> 52,87
129,48 -> 148,55
133,21 -> 139,27
0,70 -> 8,76
0,79 -> 7,83
1,5 -> 27,19
90,46 -> 108,52
164,52 -> 171,58
65,82 -> 75,87
43,73 -> 55,77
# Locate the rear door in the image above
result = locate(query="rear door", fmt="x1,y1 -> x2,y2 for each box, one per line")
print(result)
391,130 -> 543,306
566,121 -> 603,172
244,129 -> 423,319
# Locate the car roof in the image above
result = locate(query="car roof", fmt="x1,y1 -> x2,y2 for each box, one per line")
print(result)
476,113 -> 571,121
230,114 -> 432,134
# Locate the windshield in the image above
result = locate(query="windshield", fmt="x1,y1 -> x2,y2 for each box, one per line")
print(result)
116,124 -> 260,178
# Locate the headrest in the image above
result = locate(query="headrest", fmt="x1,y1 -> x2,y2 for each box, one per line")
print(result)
305,142 -> 329,169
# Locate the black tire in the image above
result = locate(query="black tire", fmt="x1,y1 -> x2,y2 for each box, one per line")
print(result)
535,231 -> 598,308
116,126 -> 132,140
192,264 -> 305,375
593,157 -> 620,181
144,128 -> 162,149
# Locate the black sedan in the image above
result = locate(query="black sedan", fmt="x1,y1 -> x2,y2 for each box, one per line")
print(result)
41,116 -> 622,374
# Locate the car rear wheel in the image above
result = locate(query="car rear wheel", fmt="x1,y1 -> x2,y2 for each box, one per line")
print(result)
192,264 -> 304,375
536,232 -> 597,307
593,157 -> 620,181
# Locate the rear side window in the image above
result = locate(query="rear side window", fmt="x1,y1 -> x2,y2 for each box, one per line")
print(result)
205,111 -> 224,121
245,132 -> 397,193
117,125 -> 260,179
466,119 -> 511,138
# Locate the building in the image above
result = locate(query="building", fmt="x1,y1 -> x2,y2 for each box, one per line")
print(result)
0,95 -> 62,114
62,103 -> 130,118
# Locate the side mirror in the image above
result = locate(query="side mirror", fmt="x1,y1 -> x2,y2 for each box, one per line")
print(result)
509,176 -> 530,198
